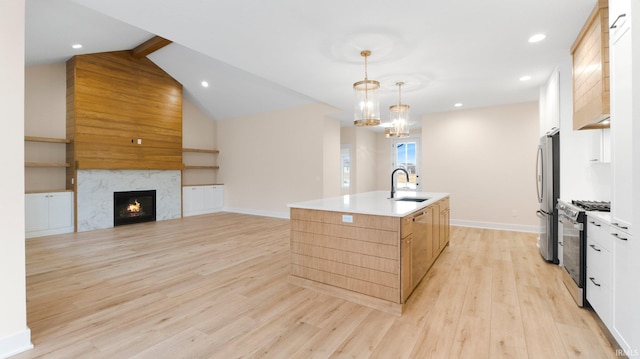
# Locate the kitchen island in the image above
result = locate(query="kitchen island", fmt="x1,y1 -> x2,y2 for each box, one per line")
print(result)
288,191 -> 450,315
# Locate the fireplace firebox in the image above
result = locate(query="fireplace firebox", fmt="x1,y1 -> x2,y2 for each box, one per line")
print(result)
113,190 -> 156,226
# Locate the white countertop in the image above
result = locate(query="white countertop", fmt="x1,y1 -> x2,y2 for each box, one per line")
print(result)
288,191 -> 449,217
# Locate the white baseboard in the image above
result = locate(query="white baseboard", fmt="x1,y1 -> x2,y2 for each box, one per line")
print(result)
223,207 -> 290,219
183,207 -> 223,217
0,328 -> 33,359
451,219 -> 539,233
25,225 -> 74,239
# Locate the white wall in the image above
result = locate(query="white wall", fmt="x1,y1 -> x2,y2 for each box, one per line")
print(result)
218,103 -> 341,218
340,126 -> 379,194
422,102 -> 540,231
322,119 -> 341,198
0,1 -> 32,357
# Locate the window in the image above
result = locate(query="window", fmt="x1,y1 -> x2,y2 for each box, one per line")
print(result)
341,145 -> 351,189
392,139 -> 420,190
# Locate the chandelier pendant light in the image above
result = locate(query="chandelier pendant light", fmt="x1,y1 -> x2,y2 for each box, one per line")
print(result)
353,50 -> 381,126
386,81 -> 410,138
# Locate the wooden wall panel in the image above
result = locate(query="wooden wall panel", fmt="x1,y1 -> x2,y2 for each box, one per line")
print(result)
290,208 -> 401,303
66,51 -> 183,170
291,242 -> 399,273
571,0 -> 609,130
290,265 -> 398,302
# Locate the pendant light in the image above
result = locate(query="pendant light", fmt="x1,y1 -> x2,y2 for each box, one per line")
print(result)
386,81 -> 410,138
353,50 -> 380,126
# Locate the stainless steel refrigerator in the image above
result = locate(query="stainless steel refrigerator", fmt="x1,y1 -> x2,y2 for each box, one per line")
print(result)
536,128 -> 560,263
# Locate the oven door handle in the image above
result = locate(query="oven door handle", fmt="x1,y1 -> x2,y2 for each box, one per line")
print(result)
558,214 -> 583,231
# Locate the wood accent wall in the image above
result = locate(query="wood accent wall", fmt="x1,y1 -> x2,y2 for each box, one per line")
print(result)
66,51 -> 183,180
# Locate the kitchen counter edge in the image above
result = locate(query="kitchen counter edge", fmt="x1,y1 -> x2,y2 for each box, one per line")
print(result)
287,191 -> 450,218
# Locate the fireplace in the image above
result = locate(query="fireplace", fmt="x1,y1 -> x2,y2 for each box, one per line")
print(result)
113,190 -> 156,226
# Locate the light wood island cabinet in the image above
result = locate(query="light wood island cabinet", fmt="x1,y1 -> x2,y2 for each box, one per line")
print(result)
289,191 -> 450,315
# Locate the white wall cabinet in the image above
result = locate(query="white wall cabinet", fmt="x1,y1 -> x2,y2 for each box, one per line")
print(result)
183,185 -> 224,217
25,191 -> 74,238
539,69 -> 560,136
589,129 -> 611,164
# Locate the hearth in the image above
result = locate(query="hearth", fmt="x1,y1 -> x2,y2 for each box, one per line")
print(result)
113,190 -> 156,226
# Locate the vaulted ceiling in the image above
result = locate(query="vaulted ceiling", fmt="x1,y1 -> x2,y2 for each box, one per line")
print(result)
26,0 -> 596,127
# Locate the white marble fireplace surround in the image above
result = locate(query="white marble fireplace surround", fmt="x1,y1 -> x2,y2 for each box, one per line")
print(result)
77,170 -> 181,232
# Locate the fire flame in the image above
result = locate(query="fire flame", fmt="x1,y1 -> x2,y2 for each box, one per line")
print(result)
127,199 -> 141,213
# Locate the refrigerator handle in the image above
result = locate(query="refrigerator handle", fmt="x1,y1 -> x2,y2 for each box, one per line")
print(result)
535,146 -> 543,203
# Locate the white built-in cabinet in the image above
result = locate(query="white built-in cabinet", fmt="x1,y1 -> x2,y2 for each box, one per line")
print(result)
586,214 -> 638,355
25,191 -> 74,238
609,5 -> 633,233
539,68 -> 560,136
611,223 -> 636,354
604,0 -> 639,353
182,185 -> 224,217
585,215 -> 612,327
589,129 -> 611,163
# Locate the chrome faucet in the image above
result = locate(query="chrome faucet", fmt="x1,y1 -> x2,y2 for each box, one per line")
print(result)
390,168 -> 410,199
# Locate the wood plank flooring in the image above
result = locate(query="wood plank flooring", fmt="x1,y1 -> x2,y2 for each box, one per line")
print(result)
14,212 -> 618,358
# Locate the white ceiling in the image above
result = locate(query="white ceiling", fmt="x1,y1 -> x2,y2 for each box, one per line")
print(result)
26,0 -> 596,127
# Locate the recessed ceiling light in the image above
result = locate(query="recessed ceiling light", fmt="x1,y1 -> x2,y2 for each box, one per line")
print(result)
520,75 -> 532,81
201,81 -> 209,88
454,103 -> 463,108
528,33 -> 546,43
72,44 -> 83,49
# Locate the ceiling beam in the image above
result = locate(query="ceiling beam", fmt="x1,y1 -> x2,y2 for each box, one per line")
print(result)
131,36 -> 172,59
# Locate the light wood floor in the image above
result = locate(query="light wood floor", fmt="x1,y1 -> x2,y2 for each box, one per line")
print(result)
14,212 -> 618,358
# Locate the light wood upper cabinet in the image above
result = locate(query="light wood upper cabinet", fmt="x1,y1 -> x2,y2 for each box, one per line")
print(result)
571,0 -> 610,130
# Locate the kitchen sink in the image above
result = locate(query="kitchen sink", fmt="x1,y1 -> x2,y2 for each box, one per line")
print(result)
394,197 -> 430,202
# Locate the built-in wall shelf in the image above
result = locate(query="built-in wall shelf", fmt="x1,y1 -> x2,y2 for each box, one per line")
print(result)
25,136 -> 71,144
25,162 -> 71,168
183,165 -> 220,170
181,183 -> 224,187
182,148 -> 219,154
182,147 -> 220,186
24,135 -> 73,193
26,189 -> 74,194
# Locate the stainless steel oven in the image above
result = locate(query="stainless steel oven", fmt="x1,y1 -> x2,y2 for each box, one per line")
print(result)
556,200 -> 610,307
557,200 -> 586,307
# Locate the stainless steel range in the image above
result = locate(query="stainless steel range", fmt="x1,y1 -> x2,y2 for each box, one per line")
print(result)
557,199 -> 610,307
